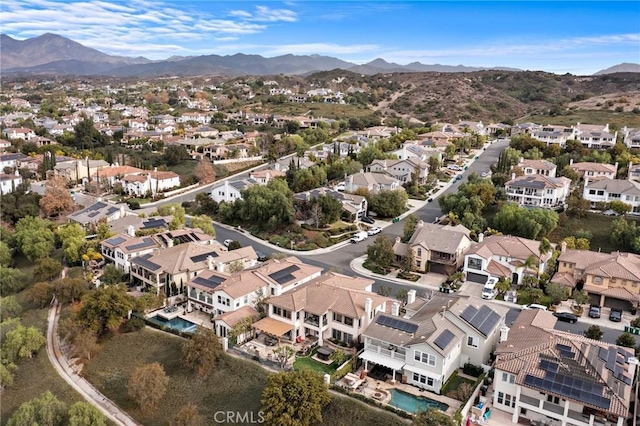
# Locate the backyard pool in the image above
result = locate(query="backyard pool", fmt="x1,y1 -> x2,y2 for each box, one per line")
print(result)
388,389 -> 449,413
148,315 -> 198,333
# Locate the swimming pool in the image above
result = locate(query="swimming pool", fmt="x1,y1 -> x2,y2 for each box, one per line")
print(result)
388,389 -> 449,413
148,315 -> 198,333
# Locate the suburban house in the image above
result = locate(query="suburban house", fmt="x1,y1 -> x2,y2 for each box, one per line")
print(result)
345,171 -> 404,194
92,165 -> 144,187
186,256 -> 322,321
622,126 -> 640,150
394,143 -> 442,163
510,123 -> 542,136
575,123 -> 617,149
130,242 -> 258,296
0,152 -> 28,171
551,243 -> 640,310
210,178 -> 258,203
505,173 -> 571,209
122,170 -> 181,197
463,234 -> 554,285
367,158 -> 429,184
0,172 -> 23,194
531,125 -> 577,146
294,188 -> 368,221
101,228 -> 213,273
393,221 -> 473,275
248,169 -> 286,185
493,309 -> 637,426
255,272 -> 387,346
516,158 -> 557,178
68,202 -> 133,228
360,292 -> 508,393
54,158 -> 110,181
2,127 -> 36,140
582,178 -> 640,214
570,160 -> 618,181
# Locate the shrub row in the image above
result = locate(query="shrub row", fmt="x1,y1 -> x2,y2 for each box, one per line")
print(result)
463,363 -> 484,377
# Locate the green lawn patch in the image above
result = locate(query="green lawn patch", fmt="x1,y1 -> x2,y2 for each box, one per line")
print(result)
167,159 -> 199,177
443,375 -> 475,397
362,259 -> 389,275
293,348 -> 337,376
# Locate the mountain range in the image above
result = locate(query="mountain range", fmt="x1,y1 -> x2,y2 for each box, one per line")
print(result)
1,33 -> 638,78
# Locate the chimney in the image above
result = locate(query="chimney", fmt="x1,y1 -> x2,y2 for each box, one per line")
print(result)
569,158 -> 574,165
207,255 -> 214,270
167,238 -> 174,248
407,289 -> 416,305
127,225 -> 135,237
217,261 -> 224,272
478,233 -> 484,242
499,325 -> 510,343
365,297 -> 372,315
511,172 -> 516,181
120,205 -> 125,216
518,157 -> 524,164
561,240 -> 567,252
391,302 -> 400,316
628,357 -> 639,374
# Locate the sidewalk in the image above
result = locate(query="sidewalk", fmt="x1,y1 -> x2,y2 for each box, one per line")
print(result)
46,299 -> 140,426
349,255 -> 447,291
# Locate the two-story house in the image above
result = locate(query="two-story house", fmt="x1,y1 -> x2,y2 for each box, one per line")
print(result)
582,178 -> 640,214
248,170 -> 286,185
570,160 -> 618,181
122,170 -> 181,197
294,188 -> 368,222
0,153 -> 28,171
69,202 -> 133,229
0,172 -> 23,194
392,221 -> 472,275
345,172 -> 404,194
575,123 -> 617,149
255,273 -> 387,346
361,292 -> 508,393
54,158 -> 110,182
531,125 -> 577,147
130,242 -> 258,296
516,158 -> 557,178
210,178 -> 258,203
463,234 -> 554,285
367,158 -> 429,184
551,243 -> 640,310
505,173 -> 571,209
2,127 -> 35,140
622,126 -> 640,150
494,309 -> 637,426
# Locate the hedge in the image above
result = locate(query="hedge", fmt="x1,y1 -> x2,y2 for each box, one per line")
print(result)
463,362 -> 484,377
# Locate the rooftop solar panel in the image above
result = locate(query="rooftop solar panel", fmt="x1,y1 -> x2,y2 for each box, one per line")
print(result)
133,254 -> 161,271
190,252 -> 217,263
105,236 -> 126,246
192,275 -> 226,289
269,265 -> 300,284
433,329 -> 455,350
460,305 -> 500,336
375,315 -> 419,334
125,237 -> 157,251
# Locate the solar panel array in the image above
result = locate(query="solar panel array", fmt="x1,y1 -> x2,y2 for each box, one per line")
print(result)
555,343 -> 575,359
599,347 -> 633,385
433,329 -> 455,350
192,275 -> 226,289
190,252 -> 218,263
375,315 -> 419,334
133,254 -> 161,271
105,236 -> 126,246
142,218 -> 167,229
523,372 -> 610,409
126,237 -> 157,251
460,305 -> 501,336
268,265 -> 300,284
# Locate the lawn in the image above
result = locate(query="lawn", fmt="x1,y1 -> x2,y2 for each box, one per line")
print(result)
293,347 -> 338,375
548,212 -> 640,254
167,159 -> 199,177
442,375 -> 476,397
83,329 -> 406,425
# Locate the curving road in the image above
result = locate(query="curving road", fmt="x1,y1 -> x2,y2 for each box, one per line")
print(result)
46,299 -> 140,426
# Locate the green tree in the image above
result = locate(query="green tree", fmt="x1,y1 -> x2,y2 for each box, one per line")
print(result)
272,345 -> 296,368
572,289 -> 589,307
366,235 -> 395,271
15,216 -> 55,261
261,369 -> 331,426
377,286 -> 392,297
0,267 -> 28,294
0,362 -> 18,390
0,296 -> 23,321
317,195 -> 342,225
609,200 -> 632,215
227,240 -> 242,251
567,194 -> 590,218
171,403 -> 205,426
100,264 -> 126,285
162,145 -> 189,166
127,362 -> 169,412
68,402 -> 107,426
412,408 -> 456,426
34,257 -> 63,282
181,328 -> 222,378
584,325 -> 603,341
189,214 -> 216,236
563,236 -> 590,250
236,179 -> 295,230
54,277 -> 88,304
493,204 -> 559,239
400,248 -> 415,273
2,324 -> 46,362
7,391 -> 67,426
28,281 -> 55,308
57,223 -> 87,264
496,278 -> 511,296
545,282 -> 567,305
616,332 -> 637,348
369,190 -> 408,218
396,288 -> 409,306
77,285 -> 134,333
0,241 -> 12,267
402,213 -> 419,242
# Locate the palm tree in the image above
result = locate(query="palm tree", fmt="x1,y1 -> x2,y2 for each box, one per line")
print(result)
520,254 -> 540,278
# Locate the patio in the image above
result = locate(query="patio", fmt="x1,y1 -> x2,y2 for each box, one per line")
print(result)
180,310 -> 214,330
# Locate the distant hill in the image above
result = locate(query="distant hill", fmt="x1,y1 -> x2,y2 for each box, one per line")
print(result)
594,63 -> 640,75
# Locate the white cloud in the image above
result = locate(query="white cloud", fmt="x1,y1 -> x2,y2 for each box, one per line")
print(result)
230,5 -> 297,22
263,43 -> 379,56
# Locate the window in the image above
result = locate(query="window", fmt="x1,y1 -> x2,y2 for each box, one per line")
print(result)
415,350 -> 436,366
546,395 -> 561,405
593,276 -> 602,285
467,257 -> 482,270
343,333 -> 353,344
333,313 -> 343,323
498,392 -> 515,408
589,190 -> 596,195
417,248 -> 422,257
344,317 -> 353,326
332,329 -> 342,340
467,336 -> 479,348
502,372 -> 515,384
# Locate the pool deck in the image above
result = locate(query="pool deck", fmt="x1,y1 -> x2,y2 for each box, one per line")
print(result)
179,311 -> 214,330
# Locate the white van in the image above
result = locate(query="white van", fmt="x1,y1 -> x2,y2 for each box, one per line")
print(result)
350,231 -> 368,243
481,277 -> 498,300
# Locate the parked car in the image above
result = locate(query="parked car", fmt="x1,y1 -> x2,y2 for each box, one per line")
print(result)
521,304 -> 548,311
447,164 -> 463,171
588,305 -> 601,318
334,182 -> 346,191
350,232 -> 368,243
609,308 -> 623,322
361,216 -> 375,224
367,227 -> 382,236
255,251 -> 268,262
553,312 -> 578,323
223,239 -> 233,247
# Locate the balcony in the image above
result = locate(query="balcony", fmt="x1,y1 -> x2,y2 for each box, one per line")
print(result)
519,394 -> 540,408
430,253 -> 457,265
304,315 -> 320,327
542,401 -> 564,415
367,344 -> 406,361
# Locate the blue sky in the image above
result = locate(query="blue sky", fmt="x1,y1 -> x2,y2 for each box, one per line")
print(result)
2,1 -> 639,74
